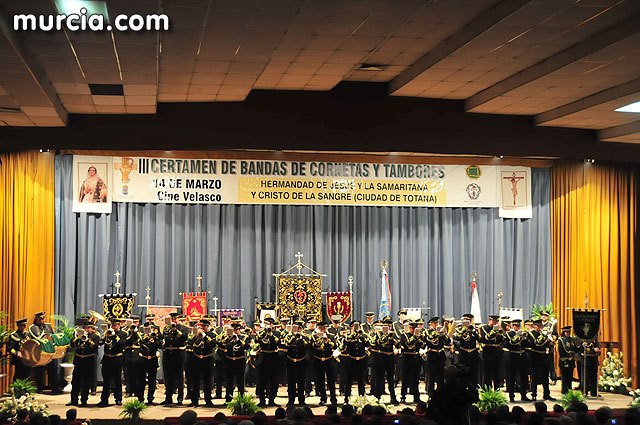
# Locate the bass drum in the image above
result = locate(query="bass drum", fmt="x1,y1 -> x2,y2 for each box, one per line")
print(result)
19,339 -> 54,367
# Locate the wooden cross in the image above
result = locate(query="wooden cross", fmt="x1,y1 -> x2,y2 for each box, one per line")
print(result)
196,275 -> 203,292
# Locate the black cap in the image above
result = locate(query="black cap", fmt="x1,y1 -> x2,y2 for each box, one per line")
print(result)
398,309 -> 407,315
383,315 -> 392,322
408,321 -> 419,328
189,320 -> 198,326
200,319 -> 211,326
131,315 -> 141,321
143,321 -> 154,327
231,323 -> 242,329
16,318 -> 28,326
317,321 -> 329,327
540,310 -> 550,316
145,314 -> 156,319
428,317 -> 439,324
561,325 -> 571,332
264,317 -> 275,324
462,313 -> 474,319
365,312 -> 375,318
351,320 -> 361,326
35,311 -> 46,318
306,317 -> 317,322
373,320 -> 383,326
169,312 -> 180,318
489,315 -> 500,321
178,314 -> 187,320
533,319 -> 542,326
280,317 -> 291,323
383,318 -> 393,325
252,320 -> 261,326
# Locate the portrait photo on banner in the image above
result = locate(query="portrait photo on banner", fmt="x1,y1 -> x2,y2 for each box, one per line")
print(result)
72,155 -> 113,214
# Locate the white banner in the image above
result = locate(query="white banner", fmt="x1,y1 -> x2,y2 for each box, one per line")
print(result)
71,155 -> 532,217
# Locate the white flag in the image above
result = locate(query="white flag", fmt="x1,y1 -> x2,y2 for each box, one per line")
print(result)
470,278 -> 482,323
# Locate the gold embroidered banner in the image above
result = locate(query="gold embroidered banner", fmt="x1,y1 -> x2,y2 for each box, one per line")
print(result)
102,294 -> 134,320
278,276 -> 322,321
182,292 -> 207,322
326,291 -> 352,323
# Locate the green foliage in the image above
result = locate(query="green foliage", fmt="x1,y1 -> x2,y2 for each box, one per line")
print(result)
9,378 -> 37,398
560,389 -> 585,409
51,314 -> 77,363
0,311 -> 10,366
531,302 -> 556,319
474,385 -> 507,412
119,398 -> 148,422
599,351 -> 632,394
225,393 -> 261,416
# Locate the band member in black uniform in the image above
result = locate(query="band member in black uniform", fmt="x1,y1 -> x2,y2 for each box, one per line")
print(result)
503,320 -> 530,402
8,318 -> 30,381
392,309 -> 407,390
442,317 -> 455,367
219,321 -> 251,402
557,325 -> 577,394
327,314 -> 345,338
213,315 -> 228,399
424,317 -> 447,397
184,320 -> 198,401
362,312 -> 375,334
310,321 -> 337,405
282,320 -> 309,406
577,338 -> 600,396
124,316 -> 141,397
161,312 -> 188,405
189,319 -> 216,407
479,314 -> 504,390
339,320 -> 369,403
138,320 -> 162,405
29,312 -> 62,393
526,319 -> 555,401
254,317 -> 280,407
97,318 -> 126,406
454,314 -> 480,388
369,319 -> 399,403
302,317 -> 317,397
540,310 -> 558,383
398,321 -> 424,403
68,321 -> 101,406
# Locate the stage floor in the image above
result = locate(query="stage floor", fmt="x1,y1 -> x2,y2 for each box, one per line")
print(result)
25,382 -> 634,420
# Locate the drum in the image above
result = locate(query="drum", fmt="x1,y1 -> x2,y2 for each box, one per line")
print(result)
19,339 -> 53,367
19,333 -> 70,366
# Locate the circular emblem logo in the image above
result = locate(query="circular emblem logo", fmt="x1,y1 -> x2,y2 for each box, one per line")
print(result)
466,183 -> 481,200
294,289 -> 307,304
465,165 -> 482,180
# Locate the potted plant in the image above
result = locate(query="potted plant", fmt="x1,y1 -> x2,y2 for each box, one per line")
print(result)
119,398 -> 148,423
1,379 -> 49,423
475,385 -> 507,412
225,393 -> 261,416
530,302 -> 556,320
51,315 -> 77,392
560,389 -> 585,409
0,311 -> 10,379
9,378 -> 37,398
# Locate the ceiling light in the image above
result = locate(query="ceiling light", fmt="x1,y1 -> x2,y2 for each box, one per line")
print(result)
614,101 -> 640,113
358,63 -> 388,71
54,0 -> 109,22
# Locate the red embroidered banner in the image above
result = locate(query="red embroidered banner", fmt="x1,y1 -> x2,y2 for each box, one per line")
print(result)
326,291 -> 352,323
182,292 -> 208,321
146,306 -> 178,328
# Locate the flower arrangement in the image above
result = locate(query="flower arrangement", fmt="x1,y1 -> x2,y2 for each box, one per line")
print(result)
0,394 -> 49,423
629,388 -> 640,408
598,351 -> 632,394
347,395 -> 389,413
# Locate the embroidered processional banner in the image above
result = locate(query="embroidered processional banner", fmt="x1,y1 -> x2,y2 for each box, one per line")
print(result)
102,294 -> 134,320
146,306 -> 178,328
326,292 -> 352,323
182,292 -> 208,322
278,276 -> 322,320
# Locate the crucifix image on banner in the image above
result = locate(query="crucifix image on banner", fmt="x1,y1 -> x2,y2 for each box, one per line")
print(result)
274,252 -> 326,321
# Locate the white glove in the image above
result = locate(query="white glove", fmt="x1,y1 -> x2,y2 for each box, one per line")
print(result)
332,349 -> 341,358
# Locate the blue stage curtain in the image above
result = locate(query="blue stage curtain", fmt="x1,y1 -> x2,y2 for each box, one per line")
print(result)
55,155 -> 551,321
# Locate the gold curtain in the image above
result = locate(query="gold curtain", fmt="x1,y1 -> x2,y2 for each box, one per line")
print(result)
0,151 -> 55,389
551,161 -> 638,384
